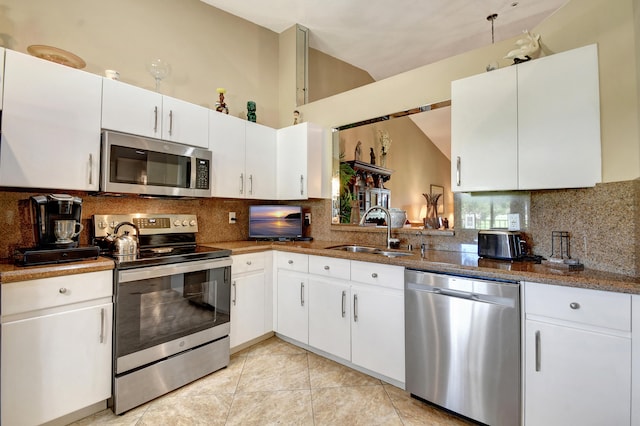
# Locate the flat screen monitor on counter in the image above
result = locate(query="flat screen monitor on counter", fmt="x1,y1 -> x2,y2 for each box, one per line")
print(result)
249,205 -> 303,240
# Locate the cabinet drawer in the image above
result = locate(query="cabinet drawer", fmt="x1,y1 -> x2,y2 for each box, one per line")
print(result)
350,260 -> 404,290
1,271 -> 113,317
232,252 -> 265,275
525,281 -> 631,332
275,251 -> 308,273
309,255 -> 350,280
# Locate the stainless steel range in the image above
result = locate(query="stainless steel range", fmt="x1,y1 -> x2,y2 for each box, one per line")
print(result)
93,213 -> 232,415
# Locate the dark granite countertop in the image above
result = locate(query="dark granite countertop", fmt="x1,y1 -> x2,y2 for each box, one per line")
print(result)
203,240 -> 640,295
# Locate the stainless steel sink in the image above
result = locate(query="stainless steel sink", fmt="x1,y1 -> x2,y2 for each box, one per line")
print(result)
327,245 -> 413,257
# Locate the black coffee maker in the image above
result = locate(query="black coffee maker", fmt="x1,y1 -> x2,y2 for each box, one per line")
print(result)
31,194 -> 83,249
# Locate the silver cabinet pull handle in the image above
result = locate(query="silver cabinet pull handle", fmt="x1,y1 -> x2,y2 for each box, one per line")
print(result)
300,282 -> 305,306
88,153 -> 93,185
168,110 -> 174,135
59,287 -> 68,294
288,260 -> 294,265
249,174 -> 253,195
99,307 -> 106,344
456,156 -> 461,186
371,273 -> 378,278
341,290 -> 346,318
300,174 -> 304,196
239,173 -> 244,195
246,261 -> 252,265
232,281 -> 237,306
569,302 -> 580,310
324,265 -> 330,270
353,294 -> 358,322
535,330 -> 541,372
153,106 -> 159,133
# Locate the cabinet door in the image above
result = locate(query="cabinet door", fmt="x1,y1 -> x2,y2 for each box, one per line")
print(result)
277,123 -> 308,199
524,320 -> 630,426
0,50 -> 102,191
162,95 -> 209,148
308,276 -> 351,360
450,66 -> 518,192
518,44 -> 601,189
632,295 -> 640,426
209,111 -> 247,198
245,121 -> 277,199
102,78 -> 163,138
230,271 -> 265,348
1,303 -> 113,426
276,270 -> 309,344
0,47 -> 5,109
350,283 -> 404,382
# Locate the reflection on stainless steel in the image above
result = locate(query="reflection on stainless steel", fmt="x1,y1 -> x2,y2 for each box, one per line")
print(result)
405,269 -> 520,426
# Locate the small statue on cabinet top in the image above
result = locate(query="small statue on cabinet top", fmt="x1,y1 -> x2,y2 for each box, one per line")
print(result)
247,101 -> 256,122
293,110 -> 301,125
369,147 -> 376,165
215,88 -> 229,114
354,141 -> 362,161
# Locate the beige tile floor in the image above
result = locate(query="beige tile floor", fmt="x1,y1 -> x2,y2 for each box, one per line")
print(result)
72,337 -> 472,425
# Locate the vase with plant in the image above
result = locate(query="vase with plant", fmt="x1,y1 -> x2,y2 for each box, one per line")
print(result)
378,130 -> 391,168
422,192 -> 442,229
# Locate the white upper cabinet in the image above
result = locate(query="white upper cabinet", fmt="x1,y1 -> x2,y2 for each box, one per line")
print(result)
276,122 -> 330,199
245,121 -> 277,199
102,79 -> 209,148
102,78 -> 163,139
161,96 -> 209,148
517,44 -> 601,189
451,66 -> 518,192
209,112 -> 277,199
451,44 -> 601,192
0,50 -> 102,191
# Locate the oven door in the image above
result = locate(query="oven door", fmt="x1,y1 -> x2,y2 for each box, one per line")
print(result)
114,257 -> 231,374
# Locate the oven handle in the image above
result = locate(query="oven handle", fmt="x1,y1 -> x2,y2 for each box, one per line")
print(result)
118,257 -> 232,283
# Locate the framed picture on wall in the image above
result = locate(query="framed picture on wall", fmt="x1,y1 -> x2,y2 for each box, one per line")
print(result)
430,184 -> 444,215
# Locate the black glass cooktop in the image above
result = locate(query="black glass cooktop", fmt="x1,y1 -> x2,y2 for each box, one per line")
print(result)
108,245 -> 231,270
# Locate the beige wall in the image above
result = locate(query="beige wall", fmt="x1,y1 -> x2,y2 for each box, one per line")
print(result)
299,0 -> 640,183
0,0 -> 282,127
308,47 -> 374,102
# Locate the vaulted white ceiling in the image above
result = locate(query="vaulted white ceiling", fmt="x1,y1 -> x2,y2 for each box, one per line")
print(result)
200,0 -> 568,80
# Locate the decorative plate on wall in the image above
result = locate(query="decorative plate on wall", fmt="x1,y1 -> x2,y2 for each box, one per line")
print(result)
27,45 -> 86,69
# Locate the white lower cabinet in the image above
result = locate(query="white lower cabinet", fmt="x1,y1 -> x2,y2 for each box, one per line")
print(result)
524,282 -> 631,426
632,295 -> 640,426
278,253 -> 405,385
230,252 -> 269,349
1,271 -> 113,426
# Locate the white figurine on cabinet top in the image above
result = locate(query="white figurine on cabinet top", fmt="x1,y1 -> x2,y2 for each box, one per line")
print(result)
505,30 -> 541,64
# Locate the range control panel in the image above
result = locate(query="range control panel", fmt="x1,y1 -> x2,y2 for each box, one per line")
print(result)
92,214 -> 198,237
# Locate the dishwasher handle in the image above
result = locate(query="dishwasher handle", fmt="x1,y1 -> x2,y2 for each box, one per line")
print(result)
406,281 -> 517,308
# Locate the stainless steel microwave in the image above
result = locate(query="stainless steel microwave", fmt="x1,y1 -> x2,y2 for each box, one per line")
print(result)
100,131 -> 212,197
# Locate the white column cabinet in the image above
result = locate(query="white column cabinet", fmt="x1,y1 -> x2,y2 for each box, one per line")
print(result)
102,78 -> 163,139
1,271 -> 113,426
0,49 -> 102,191
524,282 -> 631,426
230,252 -> 267,349
451,44 -> 601,192
276,122 -> 330,199
275,252 -> 310,344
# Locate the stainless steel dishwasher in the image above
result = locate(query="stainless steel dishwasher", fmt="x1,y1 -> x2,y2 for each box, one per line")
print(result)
405,269 -> 521,426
